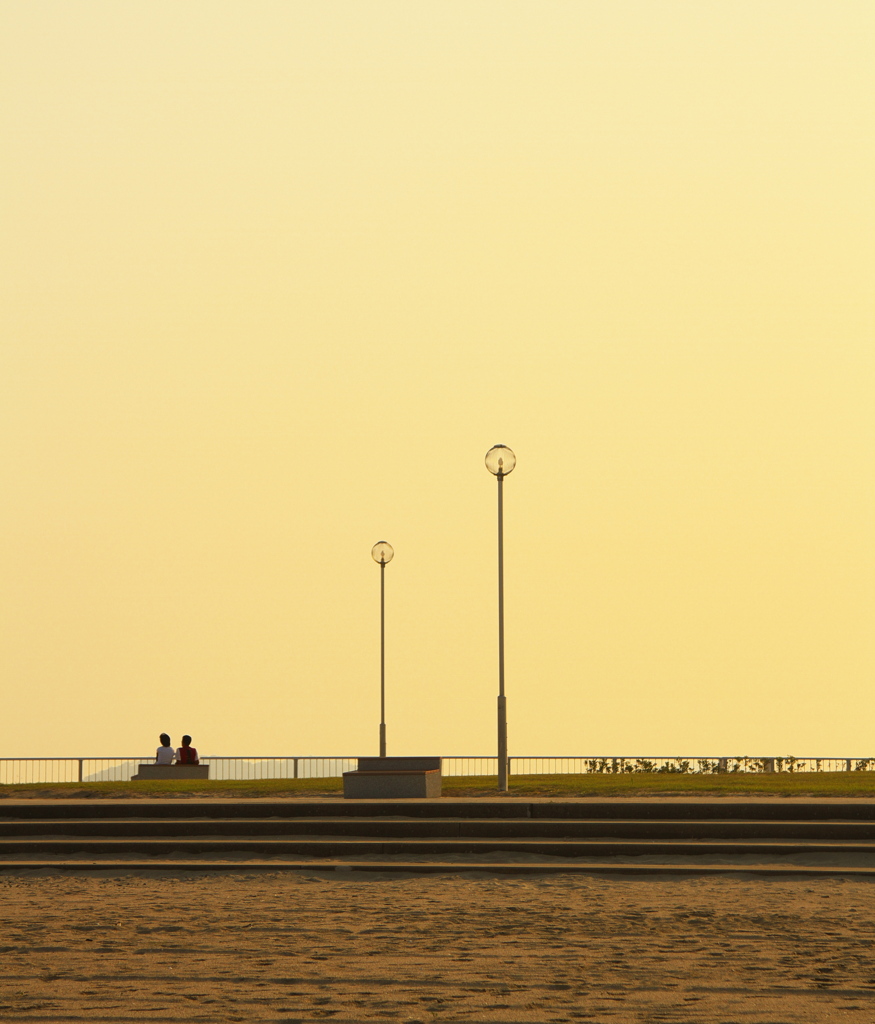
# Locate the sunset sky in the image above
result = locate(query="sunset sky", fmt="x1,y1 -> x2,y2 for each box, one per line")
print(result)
2,1 -> 873,759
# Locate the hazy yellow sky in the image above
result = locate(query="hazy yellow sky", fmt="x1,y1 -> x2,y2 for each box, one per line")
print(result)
2,1 -> 873,759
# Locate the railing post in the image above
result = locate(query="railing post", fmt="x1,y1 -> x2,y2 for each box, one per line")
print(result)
78,759 -> 83,783
293,758 -> 299,780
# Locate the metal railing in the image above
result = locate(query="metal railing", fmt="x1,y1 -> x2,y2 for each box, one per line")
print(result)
506,756 -> 875,775
1,755 -> 874,785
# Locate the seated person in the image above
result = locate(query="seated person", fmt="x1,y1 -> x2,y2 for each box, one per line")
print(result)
175,735 -> 199,766
155,733 -> 174,765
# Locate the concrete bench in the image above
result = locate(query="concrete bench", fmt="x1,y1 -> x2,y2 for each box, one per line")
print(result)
130,765 -> 210,781
343,757 -> 442,799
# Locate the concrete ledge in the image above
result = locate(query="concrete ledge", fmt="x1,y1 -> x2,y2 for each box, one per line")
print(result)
130,765 -> 210,781
343,769 -> 442,799
343,756 -> 443,799
357,757 -> 441,772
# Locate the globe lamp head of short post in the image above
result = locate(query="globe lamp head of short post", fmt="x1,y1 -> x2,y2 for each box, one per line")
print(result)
371,541 -> 394,565
485,444 -> 516,477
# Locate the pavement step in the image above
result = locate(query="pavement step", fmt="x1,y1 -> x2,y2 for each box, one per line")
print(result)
3,836 -> 875,856
4,799 -> 875,822
3,859 -> 875,877
4,817 -> 875,839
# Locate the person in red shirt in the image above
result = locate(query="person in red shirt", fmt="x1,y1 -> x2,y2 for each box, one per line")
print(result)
175,735 -> 199,765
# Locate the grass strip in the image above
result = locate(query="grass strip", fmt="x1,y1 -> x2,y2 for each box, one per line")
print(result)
446,772 -> 875,798
0,778 -> 344,800
2,773 -> 875,800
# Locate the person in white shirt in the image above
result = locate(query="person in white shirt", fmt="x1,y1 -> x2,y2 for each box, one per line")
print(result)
155,734 -> 174,765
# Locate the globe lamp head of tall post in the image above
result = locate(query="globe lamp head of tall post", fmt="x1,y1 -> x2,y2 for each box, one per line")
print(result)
371,541 -> 394,566
485,444 -> 516,478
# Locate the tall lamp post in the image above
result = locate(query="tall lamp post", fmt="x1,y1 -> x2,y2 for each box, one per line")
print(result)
371,541 -> 394,757
485,444 -> 515,792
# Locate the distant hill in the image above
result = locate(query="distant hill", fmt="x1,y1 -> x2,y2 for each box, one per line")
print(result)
84,760 -> 142,782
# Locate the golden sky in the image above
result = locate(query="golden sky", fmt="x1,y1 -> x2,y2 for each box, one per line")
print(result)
2,1 -> 873,759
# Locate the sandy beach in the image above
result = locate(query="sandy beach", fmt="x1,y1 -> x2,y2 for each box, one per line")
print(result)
1,869 -> 874,1022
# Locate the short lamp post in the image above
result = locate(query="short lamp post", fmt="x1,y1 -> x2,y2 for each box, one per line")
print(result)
371,541 -> 394,757
485,444 -> 516,792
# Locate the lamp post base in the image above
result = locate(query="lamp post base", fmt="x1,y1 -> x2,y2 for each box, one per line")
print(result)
379,723 -> 386,758
497,695 -> 508,792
